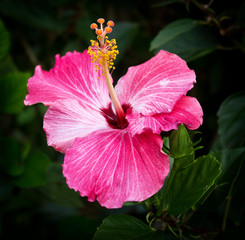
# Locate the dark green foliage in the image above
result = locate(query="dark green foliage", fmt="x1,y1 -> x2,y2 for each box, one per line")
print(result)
93,214 -> 164,240
0,19 -> 10,61
150,19 -> 219,62
217,92 -> 245,148
0,0 -> 244,239
0,72 -> 30,114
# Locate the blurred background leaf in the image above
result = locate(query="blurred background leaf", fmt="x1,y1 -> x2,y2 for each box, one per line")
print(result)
0,72 -> 30,114
77,16 -> 97,46
0,138 -> 29,176
0,0 -> 244,239
217,92 -> 245,148
212,148 -> 245,198
0,0 -> 71,32
150,18 -> 219,62
12,150 -> 51,188
110,22 -> 139,63
0,19 -> 10,61
39,163 -> 83,208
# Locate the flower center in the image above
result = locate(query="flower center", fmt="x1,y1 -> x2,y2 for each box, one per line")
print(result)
101,103 -> 130,129
88,18 -> 127,128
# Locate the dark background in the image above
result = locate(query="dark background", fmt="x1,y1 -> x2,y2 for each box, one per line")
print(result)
0,0 -> 244,239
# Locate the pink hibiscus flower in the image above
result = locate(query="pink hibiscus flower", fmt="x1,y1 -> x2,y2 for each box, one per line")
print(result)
24,19 -> 203,208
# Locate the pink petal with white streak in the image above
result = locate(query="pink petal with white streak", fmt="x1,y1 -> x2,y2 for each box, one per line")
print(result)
24,51 -> 110,110
43,99 -> 109,153
115,50 -> 196,115
127,96 -> 203,135
63,129 -> 169,208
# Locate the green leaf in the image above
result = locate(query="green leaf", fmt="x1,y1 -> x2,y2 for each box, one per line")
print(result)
198,147 -> 245,212
0,19 -> 10,61
39,163 -> 83,208
162,154 -> 221,215
16,106 -> 37,126
151,19 -> 195,50
150,19 -> 218,62
0,72 -> 30,114
157,125 -> 195,202
212,148 -> 245,196
217,92 -> 245,148
12,151 -> 51,188
0,138 -> 30,176
218,148 -> 245,180
93,214 -> 163,240
205,148 -> 245,224
0,56 -> 18,76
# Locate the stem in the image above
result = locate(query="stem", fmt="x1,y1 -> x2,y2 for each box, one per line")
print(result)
182,209 -> 195,225
101,59 -> 125,121
222,196 -> 232,231
168,225 -> 179,238
156,196 -> 165,217
190,0 -> 220,28
207,0 -> 215,7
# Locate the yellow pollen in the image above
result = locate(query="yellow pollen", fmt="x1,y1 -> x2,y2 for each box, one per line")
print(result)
88,19 -> 119,72
88,18 -> 126,123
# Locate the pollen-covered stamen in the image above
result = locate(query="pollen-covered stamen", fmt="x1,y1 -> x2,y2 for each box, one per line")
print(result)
88,19 -> 126,127
88,19 -> 118,71
105,27 -> 112,33
90,23 -> 98,29
97,18 -> 105,24
90,18 -> 113,39
107,20 -> 114,27
96,29 -> 103,35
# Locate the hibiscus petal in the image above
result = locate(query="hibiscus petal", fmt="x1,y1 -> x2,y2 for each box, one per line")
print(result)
63,129 -> 169,208
127,96 -> 203,135
115,50 -> 196,115
43,99 -> 109,153
24,51 -> 110,110
165,95 -> 203,130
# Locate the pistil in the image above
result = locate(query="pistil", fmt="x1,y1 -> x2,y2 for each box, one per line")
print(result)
101,59 -> 126,125
88,18 -> 127,126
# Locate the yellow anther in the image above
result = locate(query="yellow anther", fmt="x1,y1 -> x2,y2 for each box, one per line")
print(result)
88,18 -> 118,72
